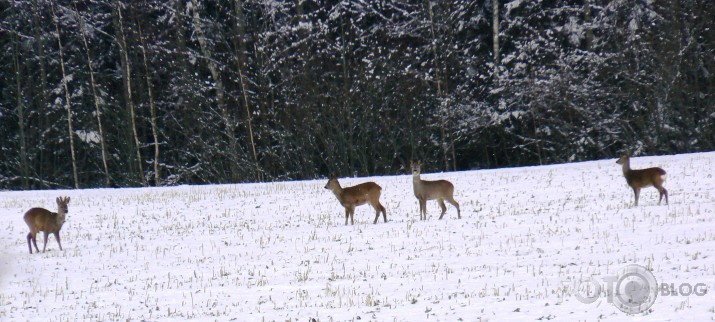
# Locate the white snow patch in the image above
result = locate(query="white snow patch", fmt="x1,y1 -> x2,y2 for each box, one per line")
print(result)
1,152 -> 714,320
75,130 -> 101,144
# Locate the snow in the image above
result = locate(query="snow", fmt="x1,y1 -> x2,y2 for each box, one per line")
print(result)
563,16 -> 585,46
505,0 -> 527,16
75,130 -> 101,144
1,152 -> 714,321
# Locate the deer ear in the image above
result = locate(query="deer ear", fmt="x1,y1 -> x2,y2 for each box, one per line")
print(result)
65,197 -> 70,204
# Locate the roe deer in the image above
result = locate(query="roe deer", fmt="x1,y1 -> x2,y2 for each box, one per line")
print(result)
616,154 -> 668,206
324,177 -> 387,225
411,161 -> 461,220
24,196 -> 70,254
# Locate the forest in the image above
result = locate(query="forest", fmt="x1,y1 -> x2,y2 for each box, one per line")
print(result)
0,0 -> 713,189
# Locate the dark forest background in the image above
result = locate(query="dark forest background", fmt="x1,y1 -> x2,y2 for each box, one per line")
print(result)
1,0 -> 713,190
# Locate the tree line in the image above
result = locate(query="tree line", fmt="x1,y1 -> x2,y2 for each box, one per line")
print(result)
1,0 -> 713,190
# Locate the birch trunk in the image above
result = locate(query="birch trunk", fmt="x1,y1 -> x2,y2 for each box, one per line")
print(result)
426,1 -> 454,171
114,2 -> 147,186
52,0 -> 80,189
492,0 -> 500,63
33,0 -> 50,186
75,1 -> 111,186
232,0 -> 261,181
137,23 -> 161,186
13,34 -> 29,189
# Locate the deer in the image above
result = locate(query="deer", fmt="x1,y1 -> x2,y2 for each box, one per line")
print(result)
24,196 -> 70,254
616,154 -> 668,206
324,177 -> 387,225
410,161 -> 461,220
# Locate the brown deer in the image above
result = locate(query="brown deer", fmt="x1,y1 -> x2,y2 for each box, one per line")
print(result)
411,161 -> 461,220
24,196 -> 70,254
324,177 -> 387,225
616,154 -> 668,206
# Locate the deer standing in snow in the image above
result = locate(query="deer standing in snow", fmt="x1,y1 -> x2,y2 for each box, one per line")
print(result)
24,196 -> 70,254
411,161 -> 461,220
616,154 -> 668,206
324,177 -> 387,225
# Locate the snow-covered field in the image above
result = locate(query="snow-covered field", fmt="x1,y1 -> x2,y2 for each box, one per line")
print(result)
1,153 -> 714,321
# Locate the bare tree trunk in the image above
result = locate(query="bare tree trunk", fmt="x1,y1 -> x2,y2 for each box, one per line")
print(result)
51,0 -> 80,189
137,23 -> 161,186
492,0 -> 500,63
426,1 -> 452,171
114,2 -> 147,186
171,0 -> 196,141
583,0 -> 593,50
13,33 -> 29,190
232,0 -> 261,182
450,139 -> 457,171
74,1 -> 111,187
33,0 -> 49,187
531,109 -> 543,165
191,0 -> 241,182
337,9 -> 356,174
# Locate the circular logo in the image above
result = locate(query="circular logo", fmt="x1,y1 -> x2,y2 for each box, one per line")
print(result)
612,264 -> 658,314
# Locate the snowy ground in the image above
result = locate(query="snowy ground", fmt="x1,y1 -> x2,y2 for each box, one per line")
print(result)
1,152 -> 714,321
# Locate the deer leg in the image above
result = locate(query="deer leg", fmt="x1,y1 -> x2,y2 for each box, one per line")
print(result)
372,204 -> 380,224
419,199 -> 427,220
417,199 -> 422,220
657,186 -> 668,205
344,208 -> 349,226
42,231 -> 49,253
30,232 -> 39,253
54,232 -> 63,251
446,197 -> 461,219
27,233 -> 34,254
632,187 -> 640,206
424,199 -> 429,220
350,206 -> 355,225
437,199 -> 447,220
379,203 -> 387,222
